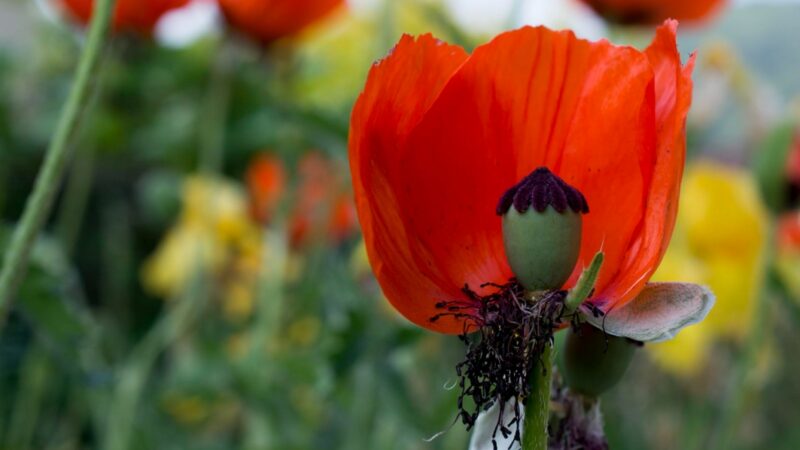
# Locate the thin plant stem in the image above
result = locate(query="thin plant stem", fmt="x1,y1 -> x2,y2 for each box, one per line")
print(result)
709,291 -> 769,450
56,144 -> 96,256
0,0 -> 116,326
523,344 -> 553,450
3,344 -> 49,449
709,236 -> 774,450
198,35 -> 233,174
103,267 -> 209,450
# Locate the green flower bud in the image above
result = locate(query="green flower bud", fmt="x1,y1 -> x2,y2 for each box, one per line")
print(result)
563,323 -> 638,398
496,167 -> 589,291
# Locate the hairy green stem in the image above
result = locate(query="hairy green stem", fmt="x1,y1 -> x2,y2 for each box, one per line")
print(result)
523,344 -> 553,450
0,0 -> 116,325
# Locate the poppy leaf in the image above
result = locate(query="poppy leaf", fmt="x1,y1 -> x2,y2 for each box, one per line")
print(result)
565,252 -> 604,312
581,282 -> 714,342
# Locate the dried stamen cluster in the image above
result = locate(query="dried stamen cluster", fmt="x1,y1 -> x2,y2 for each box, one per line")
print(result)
431,280 -> 596,448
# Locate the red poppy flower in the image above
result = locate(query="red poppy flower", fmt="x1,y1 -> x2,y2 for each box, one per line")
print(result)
350,21 -> 695,334
778,212 -> 800,252
288,152 -> 357,247
246,154 -> 287,223
245,151 -> 358,247
581,0 -> 726,25
217,0 -> 344,45
58,0 -> 189,34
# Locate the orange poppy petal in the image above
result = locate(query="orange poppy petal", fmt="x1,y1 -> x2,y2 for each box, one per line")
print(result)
350,34 -> 469,333
599,20 -> 695,309
400,27 -> 655,311
553,40 -> 657,296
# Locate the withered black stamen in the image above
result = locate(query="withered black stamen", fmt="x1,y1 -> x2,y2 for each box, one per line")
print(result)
431,280 -> 600,448
496,167 -> 589,215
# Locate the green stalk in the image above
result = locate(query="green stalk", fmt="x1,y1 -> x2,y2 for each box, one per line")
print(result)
103,267 -> 209,450
198,35 -> 233,174
0,0 -> 116,325
709,240 -> 773,450
3,344 -> 49,450
56,144 -> 96,256
522,345 -> 553,450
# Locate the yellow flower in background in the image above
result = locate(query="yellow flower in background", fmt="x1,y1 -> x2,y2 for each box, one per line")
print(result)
142,176 -> 263,322
162,394 -> 210,426
293,0 -> 466,109
293,12 -> 375,108
648,161 -> 768,377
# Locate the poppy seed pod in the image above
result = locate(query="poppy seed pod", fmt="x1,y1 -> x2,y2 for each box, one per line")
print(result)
496,167 -> 589,291
563,323 -> 638,397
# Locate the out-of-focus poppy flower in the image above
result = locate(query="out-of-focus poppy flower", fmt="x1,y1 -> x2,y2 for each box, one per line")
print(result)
581,0 -> 726,26
246,151 -> 358,248
288,152 -> 358,247
776,212 -> 800,301
217,0 -> 344,45
142,175 -> 263,322
778,212 -> 800,250
58,0 -> 190,34
648,162 -> 767,376
350,21 -> 695,334
246,154 -> 286,224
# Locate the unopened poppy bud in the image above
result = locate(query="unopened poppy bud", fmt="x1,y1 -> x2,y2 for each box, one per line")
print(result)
563,323 -> 638,397
496,167 -> 589,291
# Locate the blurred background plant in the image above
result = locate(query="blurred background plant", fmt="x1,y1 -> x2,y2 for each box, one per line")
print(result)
0,0 -> 800,449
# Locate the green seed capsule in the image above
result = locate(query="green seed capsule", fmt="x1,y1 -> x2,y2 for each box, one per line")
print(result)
496,167 -> 589,292
563,323 -> 637,398
502,207 -> 582,291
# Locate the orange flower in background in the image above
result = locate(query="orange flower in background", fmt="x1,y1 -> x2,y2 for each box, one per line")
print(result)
350,21 -> 694,334
218,0 -> 344,45
777,211 -> 800,301
778,213 -> 800,251
246,154 -> 287,223
245,151 -> 357,247
58,0 -> 189,34
581,0 -> 726,26
289,152 -> 357,247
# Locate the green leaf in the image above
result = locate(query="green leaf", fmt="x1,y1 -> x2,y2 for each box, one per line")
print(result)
565,252 -> 604,313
